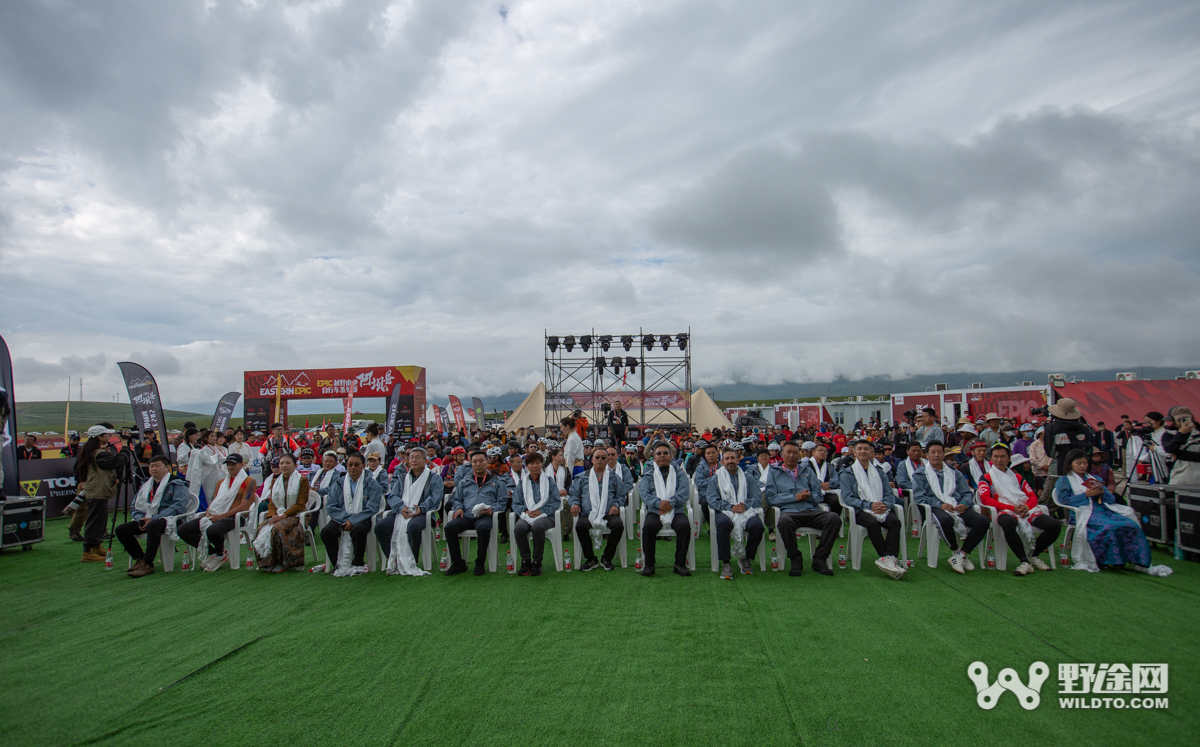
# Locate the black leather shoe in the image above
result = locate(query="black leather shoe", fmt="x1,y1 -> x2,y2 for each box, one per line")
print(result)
789,555 -> 804,576
473,562 -> 486,576
517,561 -> 532,576
444,561 -> 468,576
812,559 -> 834,576
531,562 -> 542,576
673,564 -> 691,577
641,565 -> 655,577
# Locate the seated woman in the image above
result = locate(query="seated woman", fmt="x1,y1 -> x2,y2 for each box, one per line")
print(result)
251,453 -> 311,572
1054,449 -> 1171,576
257,457 -> 282,514
978,443 -> 1060,576
1086,448 -> 1117,493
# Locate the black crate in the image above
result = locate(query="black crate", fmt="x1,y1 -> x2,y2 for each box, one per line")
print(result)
1127,485 -> 1175,545
1,497 -> 46,549
1178,491 -> 1200,555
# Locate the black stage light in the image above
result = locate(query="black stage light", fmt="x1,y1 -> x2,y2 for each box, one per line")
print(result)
659,334 -> 671,351
564,335 -> 576,352
595,355 -> 607,371
625,356 -> 638,373
581,335 -> 592,352
621,335 -> 633,351
547,335 -> 559,353
642,333 -> 655,349
599,335 -> 612,351
612,357 -> 621,374
676,333 -> 688,351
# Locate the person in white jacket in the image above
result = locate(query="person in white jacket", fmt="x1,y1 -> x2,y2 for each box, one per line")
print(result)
187,429 -> 227,507
560,416 -> 585,477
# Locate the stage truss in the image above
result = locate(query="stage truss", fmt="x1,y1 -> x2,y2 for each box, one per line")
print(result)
543,328 -> 691,434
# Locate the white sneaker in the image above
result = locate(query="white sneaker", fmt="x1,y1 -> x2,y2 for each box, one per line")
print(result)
888,556 -> 907,579
348,565 -> 369,577
948,553 -> 966,575
1013,561 -> 1034,576
874,557 -> 890,576
1030,556 -> 1051,571
962,554 -> 976,571
201,553 -> 226,572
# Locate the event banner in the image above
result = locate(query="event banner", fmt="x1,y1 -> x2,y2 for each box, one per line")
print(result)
342,386 -> 355,433
117,361 -> 172,465
243,399 -> 275,434
244,366 -> 422,399
431,405 -> 444,432
18,457 -> 78,515
545,390 -> 690,410
438,406 -> 451,433
964,390 -> 1045,424
448,396 -> 467,431
385,382 -> 417,439
210,391 -> 241,433
0,334 -> 18,497
472,397 -> 485,428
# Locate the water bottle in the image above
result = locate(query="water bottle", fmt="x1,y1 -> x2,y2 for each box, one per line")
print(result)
906,558 -> 913,568
837,545 -> 846,569
245,555 -> 254,570
308,563 -> 325,573
564,549 -> 572,571
770,547 -> 779,570
439,546 -> 449,571
1059,543 -> 1069,566
181,554 -> 191,571
986,545 -> 995,569
506,550 -> 515,573
104,549 -> 114,570
434,524 -> 442,541
635,547 -> 644,570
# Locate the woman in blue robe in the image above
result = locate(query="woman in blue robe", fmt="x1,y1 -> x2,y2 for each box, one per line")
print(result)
1054,449 -> 1151,570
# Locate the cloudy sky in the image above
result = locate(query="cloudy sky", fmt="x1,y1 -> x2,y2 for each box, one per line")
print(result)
3,0 -> 1199,412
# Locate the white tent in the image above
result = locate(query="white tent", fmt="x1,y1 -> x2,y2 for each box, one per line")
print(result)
501,384 -> 734,432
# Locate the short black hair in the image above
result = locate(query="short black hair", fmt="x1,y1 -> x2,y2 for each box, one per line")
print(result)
271,422 -> 284,430
922,407 -> 936,416
560,416 -> 576,428
525,451 -> 544,465
148,455 -> 171,468
468,449 -> 486,460
925,440 -> 944,451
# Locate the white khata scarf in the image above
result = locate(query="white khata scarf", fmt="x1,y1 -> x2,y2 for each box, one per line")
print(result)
923,462 -> 967,541
649,463 -> 678,527
519,470 -> 554,525
192,469 -> 248,566
968,459 -> 992,486
851,460 -> 889,522
552,465 -> 566,492
587,467 -> 611,551
717,466 -> 761,559
314,468 -> 338,493
986,465 -> 1046,556
332,474 -> 366,577
808,458 -> 828,484
370,466 -> 386,484
252,474 -> 304,557
905,458 -> 928,483
385,467 -> 433,577
1062,472 -> 1171,576
133,475 -> 172,518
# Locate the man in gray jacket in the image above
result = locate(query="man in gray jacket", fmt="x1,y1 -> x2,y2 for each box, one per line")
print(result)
319,453 -> 384,576
637,442 -> 692,577
116,455 -> 191,578
375,447 -> 443,567
763,441 -> 840,576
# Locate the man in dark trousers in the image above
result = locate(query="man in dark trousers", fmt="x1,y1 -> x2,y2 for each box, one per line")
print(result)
607,400 -> 629,447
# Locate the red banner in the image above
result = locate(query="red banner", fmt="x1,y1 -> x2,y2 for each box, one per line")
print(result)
342,385 -> 355,433
891,394 -> 942,420
962,389 -> 1046,424
244,366 -> 423,400
773,404 -> 829,427
546,390 -> 689,410
448,396 -> 467,431
1059,379 -> 1200,429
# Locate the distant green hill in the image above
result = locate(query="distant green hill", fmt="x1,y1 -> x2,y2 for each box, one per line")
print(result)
16,401 -> 209,434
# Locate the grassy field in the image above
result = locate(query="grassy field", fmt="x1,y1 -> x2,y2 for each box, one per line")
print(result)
0,517 -> 1193,746
16,401 -> 208,434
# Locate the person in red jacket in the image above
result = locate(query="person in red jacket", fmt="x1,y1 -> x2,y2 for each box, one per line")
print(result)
977,443 -> 1061,576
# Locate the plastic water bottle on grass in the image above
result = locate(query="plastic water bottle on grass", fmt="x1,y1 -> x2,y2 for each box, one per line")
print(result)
104,549 -> 113,570
439,546 -> 449,571
635,547 -> 644,570
245,555 -> 253,570
986,545 -> 995,569
564,549 -> 572,571
770,547 -> 778,570
506,550 -> 515,573
837,545 -> 846,569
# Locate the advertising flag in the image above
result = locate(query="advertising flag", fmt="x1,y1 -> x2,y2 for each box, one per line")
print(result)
472,397 -> 485,429
0,335 -> 19,496
210,392 -> 242,433
117,361 -> 172,465
448,396 -> 467,432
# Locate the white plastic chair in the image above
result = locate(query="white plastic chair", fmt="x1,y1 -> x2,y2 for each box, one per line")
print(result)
508,502 -> 565,572
229,504 -> 266,570
842,503 -> 909,571
708,506 -> 768,573
1051,486 -> 1084,566
770,507 -> 829,570
635,484 -> 697,571
977,497 -> 1058,571
297,491 -> 324,566
127,491 -> 200,572
455,509 -> 500,572
376,505 -> 440,572
913,502 -> 987,570
570,505 -> 628,570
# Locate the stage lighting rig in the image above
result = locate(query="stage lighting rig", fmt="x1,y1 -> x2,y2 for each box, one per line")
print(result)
676,333 -> 688,351
612,357 -> 621,374
621,335 -> 633,351
594,355 -> 607,371
547,335 -> 559,353
581,335 -> 592,352
642,333 -> 655,349
564,335 -> 576,352
625,356 -> 638,373
599,335 -> 612,351
659,334 -> 671,351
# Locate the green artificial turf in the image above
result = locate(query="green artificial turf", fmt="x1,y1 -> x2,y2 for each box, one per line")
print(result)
0,517 -> 1195,747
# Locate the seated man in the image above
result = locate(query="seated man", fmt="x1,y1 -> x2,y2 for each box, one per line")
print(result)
570,448 -> 623,572
116,455 -> 191,578
605,445 -> 636,504
765,441 -> 841,576
375,446 -> 442,576
318,453 -> 383,577
178,453 -> 254,572
840,440 -> 906,579
691,443 -> 721,519
911,441 -> 989,574
893,441 -> 927,494
513,451 -> 563,575
637,442 -> 692,577
707,446 -> 765,579
806,442 -> 842,513
365,451 -> 390,494
444,449 -> 507,576
959,440 -> 992,490
978,443 -> 1059,576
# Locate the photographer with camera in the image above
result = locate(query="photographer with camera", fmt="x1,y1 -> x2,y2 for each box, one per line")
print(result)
1163,406 -> 1200,485
76,424 -> 122,562
1032,398 -> 1093,506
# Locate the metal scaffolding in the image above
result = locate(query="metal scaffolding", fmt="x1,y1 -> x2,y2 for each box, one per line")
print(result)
543,328 -> 691,435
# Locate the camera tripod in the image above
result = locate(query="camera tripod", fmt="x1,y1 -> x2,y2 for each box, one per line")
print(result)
106,447 -> 145,551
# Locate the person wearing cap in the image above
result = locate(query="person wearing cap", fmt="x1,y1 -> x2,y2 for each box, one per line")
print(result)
365,451 -> 390,493
1040,398 -> 1098,501
915,408 -> 944,449
709,445 -> 765,578
911,441 -> 989,575
178,453 -> 255,572
978,443 -> 1059,576
764,441 -> 840,576
318,452 -> 383,576
959,440 -> 992,490
637,441 -> 692,576
114,455 -> 191,577
75,424 -> 122,562
979,414 -> 1002,447
444,449 -> 508,576
511,451 -> 564,575
1011,424 -> 1035,458
839,440 -> 906,580
295,447 -> 320,482
375,446 -> 443,574
1086,447 -> 1117,493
